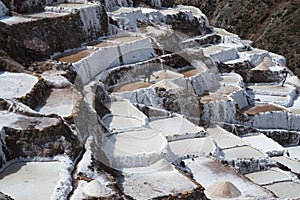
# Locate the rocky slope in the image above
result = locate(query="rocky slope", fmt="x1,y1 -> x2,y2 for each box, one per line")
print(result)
164,0 -> 300,76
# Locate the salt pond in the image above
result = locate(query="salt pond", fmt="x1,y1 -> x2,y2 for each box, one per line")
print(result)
0,72 -> 38,99
185,157 -> 272,199
0,162 -> 61,200
264,181 -> 300,199
245,169 -> 288,185
37,88 -> 79,117
222,146 -> 265,160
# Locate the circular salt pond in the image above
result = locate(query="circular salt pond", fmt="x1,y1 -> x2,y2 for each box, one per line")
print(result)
0,72 -> 38,99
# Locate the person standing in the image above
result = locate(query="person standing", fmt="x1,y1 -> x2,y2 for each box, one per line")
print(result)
281,68 -> 289,87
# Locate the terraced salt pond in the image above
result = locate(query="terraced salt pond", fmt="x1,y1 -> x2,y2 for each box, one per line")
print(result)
285,145 -> 300,160
264,182 -> 300,199
273,156 -> 300,174
113,70 -> 183,93
56,49 -> 95,63
222,146 -> 265,160
0,162 -> 61,200
0,111 -> 60,130
249,84 -> 293,94
207,126 -> 246,149
149,117 -> 205,140
103,100 -> 147,130
241,133 -> 285,155
179,68 -> 204,77
37,88 -> 79,117
0,72 -> 38,99
220,73 -> 242,86
185,157 -> 272,199
169,137 -> 214,156
245,169 -> 289,185
103,128 -> 167,168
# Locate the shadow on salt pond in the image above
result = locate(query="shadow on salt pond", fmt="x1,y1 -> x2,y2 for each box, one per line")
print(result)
0,162 -> 26,179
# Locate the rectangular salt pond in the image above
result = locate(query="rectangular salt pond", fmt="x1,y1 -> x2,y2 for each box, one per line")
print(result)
0,72 -> 38,99
149,117 -> 205,139
56,49 -> 94,63
241,133 -> 285,155
253,94 -> 288,103
185,157 -> 272,199
285,145 -> 300,160
122,163 -> 197,200
36,88 -> 79,117
245,169 -> 288,185
249,84 -> 292,93
222,146 -> 265,160
273,156 -> 300,174
169,137 -> 214,156
264,181 -> 300,199
207,126 -> 246,149
0,161 -> 61,200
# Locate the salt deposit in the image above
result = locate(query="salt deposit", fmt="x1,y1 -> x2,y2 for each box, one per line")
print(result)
205,181 -> 241,198
82,180 -> 111,198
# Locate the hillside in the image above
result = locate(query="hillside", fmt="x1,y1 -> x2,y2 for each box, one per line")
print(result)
166,0 -> 300,76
